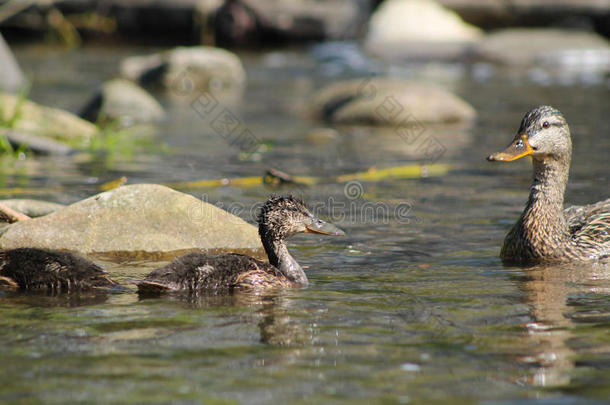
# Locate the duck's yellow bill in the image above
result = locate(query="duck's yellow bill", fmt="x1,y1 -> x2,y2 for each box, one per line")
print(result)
487,134 -> 533,162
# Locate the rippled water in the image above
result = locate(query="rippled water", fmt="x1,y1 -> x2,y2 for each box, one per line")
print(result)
1,42 -> 609,404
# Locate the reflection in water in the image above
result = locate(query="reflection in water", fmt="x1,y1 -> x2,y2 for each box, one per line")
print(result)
257,293 -> 313,347
137,289 -> 273,308
139,289 -> 312,347
515,262 -> 610,387
300,122 -> 473,171
0,288 -> 115,307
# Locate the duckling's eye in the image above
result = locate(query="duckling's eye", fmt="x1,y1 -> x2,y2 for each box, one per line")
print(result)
542,121 -> 550,129
515,139 -> 523,148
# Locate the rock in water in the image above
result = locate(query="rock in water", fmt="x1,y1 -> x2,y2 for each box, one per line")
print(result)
473,28 -> 610,67
0,184 -> 262,255
120,46 -> 246,94
0,93 -> 98,142
364,0 -> 482,60
80,79 -> 165,125
311,78 -> 476,125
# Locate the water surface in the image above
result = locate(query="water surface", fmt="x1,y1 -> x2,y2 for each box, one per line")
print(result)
1,42 -> 609,404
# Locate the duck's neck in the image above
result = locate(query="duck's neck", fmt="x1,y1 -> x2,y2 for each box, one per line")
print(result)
261,235 -> 308,287
509,156 -> 571,257
526,157 -> 569,222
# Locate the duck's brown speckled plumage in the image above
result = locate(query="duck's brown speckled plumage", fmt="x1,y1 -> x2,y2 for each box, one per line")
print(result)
137,252 -> 291,294
0,248 -> 119,292
138,195 -> 344,294
489,105 -> 610,264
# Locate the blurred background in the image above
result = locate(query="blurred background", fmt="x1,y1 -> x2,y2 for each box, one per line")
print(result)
2,0 -> 610,46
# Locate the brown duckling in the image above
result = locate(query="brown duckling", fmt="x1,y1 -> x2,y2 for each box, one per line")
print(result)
138,195 -> 345,294
488,105 -> 610,264
0,248 -> 119,292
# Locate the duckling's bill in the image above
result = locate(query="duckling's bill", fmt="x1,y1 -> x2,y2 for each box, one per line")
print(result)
305,218 -> 345,236
487,134 -> 533,162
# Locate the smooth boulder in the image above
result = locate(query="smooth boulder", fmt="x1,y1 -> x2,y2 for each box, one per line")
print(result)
120,46 -> 246,94
0,184 -> 262,254
0,93 -> 98,143
364,0 -> 483,60
311,78 -> 476,125
80,79 -> 165,124
473,28 -> 610,67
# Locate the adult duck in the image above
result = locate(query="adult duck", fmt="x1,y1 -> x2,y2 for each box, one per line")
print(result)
488,105 -> 609,264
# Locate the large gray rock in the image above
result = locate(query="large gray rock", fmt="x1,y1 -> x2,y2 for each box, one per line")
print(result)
364,0 -> 483,60
120,46 -> 246,94
311,78 -> 476,125
0,184 -> 262,255
80,79 -> 165,125
473,28 -> 610,67
0,93 -> 98,142
0,34 -> 25,93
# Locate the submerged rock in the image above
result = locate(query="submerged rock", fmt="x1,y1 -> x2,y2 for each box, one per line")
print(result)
364,0 -> 483,60
80,79 -> 165,125
311,78 -> 476,125
120,46 -> 246,94
0,93 -> 98,143
473,28 -> 610,67
0,184 -> 262,255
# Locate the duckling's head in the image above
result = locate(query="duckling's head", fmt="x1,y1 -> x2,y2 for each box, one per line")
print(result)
487,105 -> 571,163
258,195 -> 345,242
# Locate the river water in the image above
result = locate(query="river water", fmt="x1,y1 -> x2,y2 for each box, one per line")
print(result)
1,42 -> 609,404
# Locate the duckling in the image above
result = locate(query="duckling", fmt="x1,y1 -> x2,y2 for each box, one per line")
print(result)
138,195 -> 345,294
488,105 -> 610,264
0,248 -> 119,291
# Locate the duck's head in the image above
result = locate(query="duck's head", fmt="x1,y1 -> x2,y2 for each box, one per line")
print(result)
487,105 -> 571,163
258,195 -> 345,241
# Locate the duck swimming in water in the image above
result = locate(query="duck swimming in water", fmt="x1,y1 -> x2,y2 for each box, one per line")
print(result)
488,105 -> 610,264
0,248 -> 119,291
138,195 -> 345,294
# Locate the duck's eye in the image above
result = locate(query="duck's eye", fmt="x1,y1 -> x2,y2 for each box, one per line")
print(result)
542,121 -> 550,129
515,140 -> 523,148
